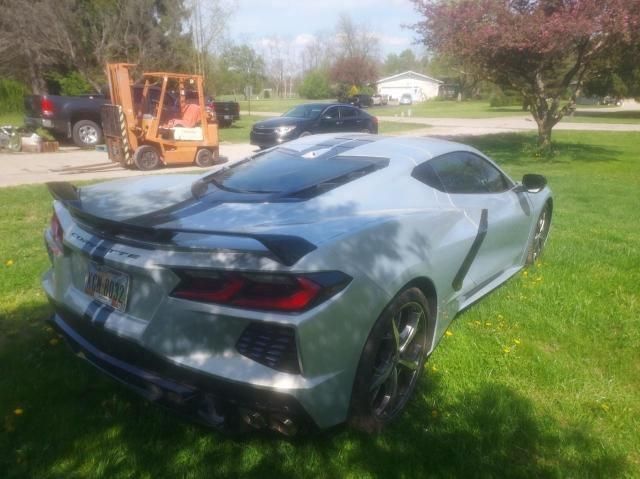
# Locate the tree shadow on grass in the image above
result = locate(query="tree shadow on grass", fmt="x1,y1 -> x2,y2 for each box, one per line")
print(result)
448,133 -> 622,165
0,302 -> 630,479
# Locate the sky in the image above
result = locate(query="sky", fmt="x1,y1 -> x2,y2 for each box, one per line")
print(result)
226,0 -> 424,59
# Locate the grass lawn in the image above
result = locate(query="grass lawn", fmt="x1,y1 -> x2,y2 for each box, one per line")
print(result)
370,100 -> 527,118
0,112 -> 24,127
561,109 -> 640,124
1,131 -> 639,478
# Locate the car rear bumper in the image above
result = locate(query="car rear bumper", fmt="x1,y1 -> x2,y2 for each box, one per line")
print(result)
24,116 -> 70,137
47,299 -> 316,434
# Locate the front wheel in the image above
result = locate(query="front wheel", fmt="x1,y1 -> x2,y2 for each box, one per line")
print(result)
133,145 -> 161,170
526,203 -> 552,265
349,287 -> 429,432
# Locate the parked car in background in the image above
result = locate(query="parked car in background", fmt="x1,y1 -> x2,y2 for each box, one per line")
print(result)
43,134 -> 552,434
399,93 -> 413,105
347,94 -> 373,108
205,97 -> 240,127
24,93 -> 107,148
250,103 -> 378,149
371,94 -> 388,106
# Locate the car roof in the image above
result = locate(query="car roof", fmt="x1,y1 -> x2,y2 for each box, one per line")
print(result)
281,133 -> 485,167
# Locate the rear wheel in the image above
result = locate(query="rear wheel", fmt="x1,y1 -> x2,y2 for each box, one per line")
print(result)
195,148 -> 218,167
133,145 -> 161,170
72,120 -> 102,148
349,287 -> 429,432
526,203 -> 552,265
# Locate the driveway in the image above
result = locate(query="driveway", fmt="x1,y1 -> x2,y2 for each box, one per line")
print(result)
0,143 -> 257,188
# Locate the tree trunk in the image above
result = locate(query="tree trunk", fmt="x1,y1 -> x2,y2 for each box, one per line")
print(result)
537,122 -> 552,150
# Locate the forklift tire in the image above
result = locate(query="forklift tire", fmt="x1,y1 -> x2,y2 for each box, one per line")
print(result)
195,148 -> 217,167
134,145 -> 161,170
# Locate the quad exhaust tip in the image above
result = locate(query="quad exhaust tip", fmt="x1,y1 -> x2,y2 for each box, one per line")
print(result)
241,409 -> 298,436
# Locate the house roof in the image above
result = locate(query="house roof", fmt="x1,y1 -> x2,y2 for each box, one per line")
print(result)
377,70 -> 443,85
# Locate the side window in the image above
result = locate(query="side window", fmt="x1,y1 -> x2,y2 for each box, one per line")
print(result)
338,106 -> 357,119
418,152 -> 510,194
323,107 -> 339,120
411,161 -> 446,192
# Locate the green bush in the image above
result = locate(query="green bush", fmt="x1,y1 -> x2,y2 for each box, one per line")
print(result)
489,90 -> 523,107
298,70 -> 332,100
0,78 -> 27,114
47,71 -> 93,96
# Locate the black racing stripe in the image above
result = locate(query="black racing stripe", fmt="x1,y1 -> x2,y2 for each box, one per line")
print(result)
89,239 -> 116,264
83,300 -> 102,321
93,305 -> 113,326
452,209 -> 488,292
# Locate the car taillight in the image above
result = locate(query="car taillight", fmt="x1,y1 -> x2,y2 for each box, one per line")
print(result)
49,211 -> 64,255
372,116 -> 378,124
171,270 -> 351,313
41,97 -> 54,117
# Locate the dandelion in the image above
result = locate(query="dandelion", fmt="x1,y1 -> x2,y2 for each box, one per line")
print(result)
49,338 -> 59,346
474,320 -> 481,325
514,339 -> 521,345
13,408 -> 23,416
535,276 -> 543,282
522,271 -> 528,276
497,314 -> 504,320
503,347 -> 511,353
485,322 -> 492,326
601,403 -> 610,412
431,366 -> 438,372
445,330 -> 453,337
5,259 -> 14,266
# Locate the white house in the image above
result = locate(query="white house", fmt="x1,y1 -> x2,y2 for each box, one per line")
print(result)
376,71 -> 443,102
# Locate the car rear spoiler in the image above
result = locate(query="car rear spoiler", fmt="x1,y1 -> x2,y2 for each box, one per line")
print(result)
46,182 -> 317,266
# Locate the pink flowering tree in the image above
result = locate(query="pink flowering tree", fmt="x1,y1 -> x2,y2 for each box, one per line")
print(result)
411,0 -> 640,149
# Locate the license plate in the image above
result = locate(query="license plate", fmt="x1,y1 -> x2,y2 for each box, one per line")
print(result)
84,261 -> 130,312
223,115 -> 232,120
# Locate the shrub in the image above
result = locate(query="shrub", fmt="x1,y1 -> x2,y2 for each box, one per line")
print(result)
298,70 -> 332,99
0,78 -> 27,114
46,71 -> 93,96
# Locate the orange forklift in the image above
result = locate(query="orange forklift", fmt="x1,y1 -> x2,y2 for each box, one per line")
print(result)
101,63 -> 221,170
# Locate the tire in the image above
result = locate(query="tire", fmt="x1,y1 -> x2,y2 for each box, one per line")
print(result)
72,120 -> 103,148
195,148 -> 218,167
133,145 -> 161,171
526,202 -> 552,265
349,287 -> 430,433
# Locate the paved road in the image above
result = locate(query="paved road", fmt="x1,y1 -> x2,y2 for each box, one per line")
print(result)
245,110 -> 640,135
0,143 -> 257,188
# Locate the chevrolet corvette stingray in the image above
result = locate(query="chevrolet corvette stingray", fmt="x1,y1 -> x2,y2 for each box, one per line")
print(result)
42,134 -> 552,434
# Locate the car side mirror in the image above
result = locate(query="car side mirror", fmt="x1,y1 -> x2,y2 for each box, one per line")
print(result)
521,174 -> 547,193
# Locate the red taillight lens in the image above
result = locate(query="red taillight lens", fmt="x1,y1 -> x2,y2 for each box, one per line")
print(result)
49,211 -> 64,255
171,271 -> 350,313
41,97 -> 54,117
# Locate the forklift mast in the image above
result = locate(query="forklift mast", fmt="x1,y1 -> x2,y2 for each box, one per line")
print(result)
102,63 -> 139,165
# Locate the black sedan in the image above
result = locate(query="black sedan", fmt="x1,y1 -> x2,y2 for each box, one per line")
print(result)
250,103 -> 378,148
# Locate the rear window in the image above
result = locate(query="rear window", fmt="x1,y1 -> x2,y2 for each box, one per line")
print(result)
210,147 -> 388,195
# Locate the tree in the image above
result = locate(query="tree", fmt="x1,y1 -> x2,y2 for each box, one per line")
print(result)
383,49 -> 420,76
412,0 -> 640,149
218,44 -> 266,99
299,69 -> 332,99
329,14 -> 379,90
0,0 -> 196,93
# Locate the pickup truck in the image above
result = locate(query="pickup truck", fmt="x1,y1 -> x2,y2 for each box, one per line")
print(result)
25,90 -> 240,148
24,94 -> 107,148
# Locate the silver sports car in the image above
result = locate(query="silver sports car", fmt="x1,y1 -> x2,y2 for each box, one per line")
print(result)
42,134 -> 552,434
